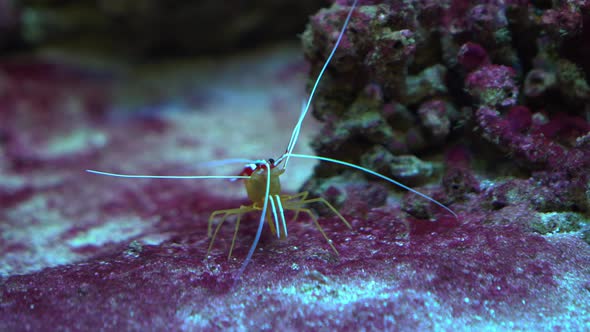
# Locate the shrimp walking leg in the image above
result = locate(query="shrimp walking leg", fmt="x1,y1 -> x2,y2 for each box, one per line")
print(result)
296,208 -> 340,254
207,205 -> 257,258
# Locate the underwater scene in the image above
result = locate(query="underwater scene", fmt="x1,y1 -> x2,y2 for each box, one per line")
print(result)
1,0 -> 589,330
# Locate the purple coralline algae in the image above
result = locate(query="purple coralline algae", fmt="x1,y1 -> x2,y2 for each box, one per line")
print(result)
466,64 -> 518,108
302,0 -> 590,213
1,0 -> 590,331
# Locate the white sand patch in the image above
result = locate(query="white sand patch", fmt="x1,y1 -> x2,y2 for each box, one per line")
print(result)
67,215 -> 155,248
1,196 -> 78,276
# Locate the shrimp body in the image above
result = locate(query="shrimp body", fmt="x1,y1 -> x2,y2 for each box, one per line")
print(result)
207,160 -> 351,259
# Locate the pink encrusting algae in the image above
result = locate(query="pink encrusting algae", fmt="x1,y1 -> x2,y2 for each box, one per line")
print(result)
1,0 -> 590,331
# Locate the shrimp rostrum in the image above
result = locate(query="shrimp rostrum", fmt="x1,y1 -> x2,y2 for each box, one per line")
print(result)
86,0 -> 457,279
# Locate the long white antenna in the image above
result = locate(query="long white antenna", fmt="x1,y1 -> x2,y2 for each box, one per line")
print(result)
284,99 -> 308,158
86,157 -> 261,179
286,153 -> 458,219
283,0 -> 359,170
86,170 -> 249,180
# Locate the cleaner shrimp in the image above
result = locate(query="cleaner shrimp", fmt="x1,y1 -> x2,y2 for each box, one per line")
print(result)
87,0 -> 457,279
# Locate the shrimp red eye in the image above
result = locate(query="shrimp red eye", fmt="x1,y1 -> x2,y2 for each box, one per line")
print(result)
238,163 -> 257,176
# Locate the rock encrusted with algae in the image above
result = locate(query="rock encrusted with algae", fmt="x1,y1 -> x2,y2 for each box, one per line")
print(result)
302,0 -> 590,217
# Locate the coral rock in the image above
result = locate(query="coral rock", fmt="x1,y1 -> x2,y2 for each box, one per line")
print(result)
466,64 -> 518,108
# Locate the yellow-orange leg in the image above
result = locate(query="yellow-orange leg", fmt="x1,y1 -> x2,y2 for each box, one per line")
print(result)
298,208 -> 340,254
282,193 -> 351,229
281,194 -> 352,254
228,213 -> 243,260
281,191 -> 309,222
299,196 -> 352,229
206,194 -> 351,259
207,205 -> 257,259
